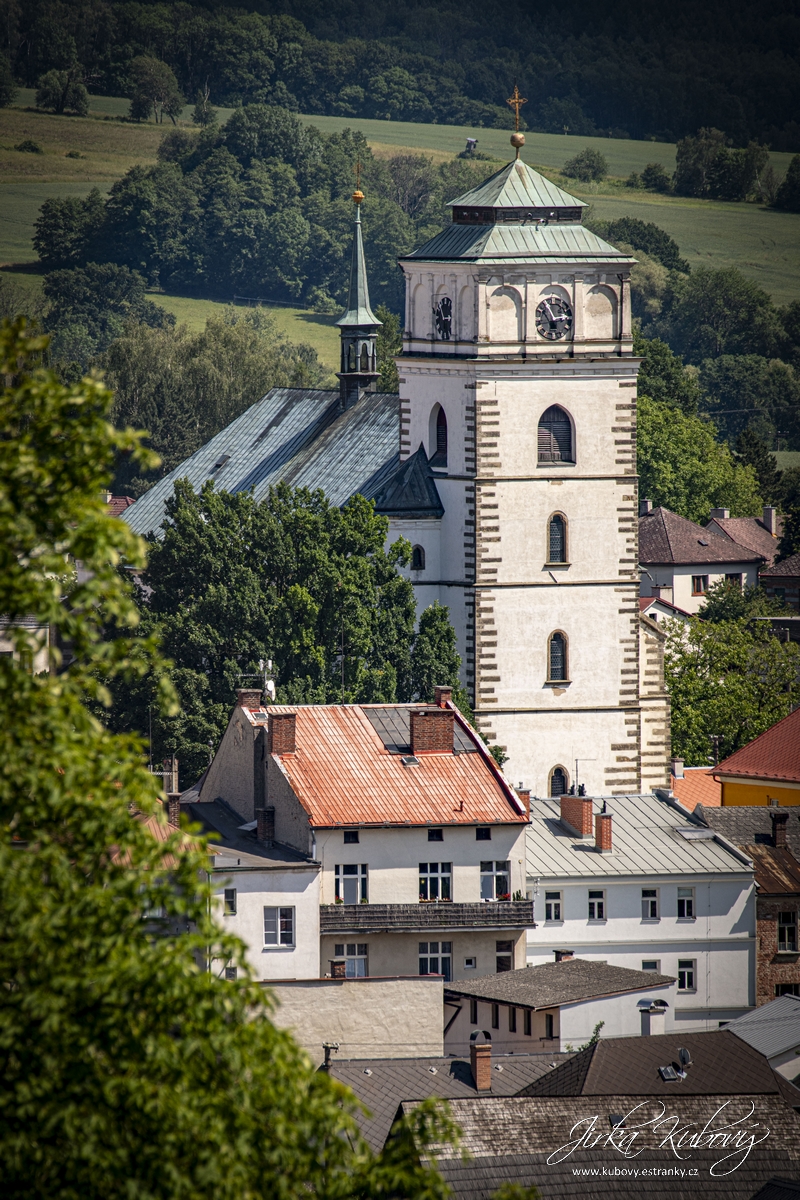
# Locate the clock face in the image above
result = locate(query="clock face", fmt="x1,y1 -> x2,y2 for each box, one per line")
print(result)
536,296 -> 573,340
434,296 -> 453,340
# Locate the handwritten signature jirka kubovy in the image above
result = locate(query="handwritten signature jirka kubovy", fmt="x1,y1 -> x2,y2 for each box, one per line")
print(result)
546,1101 -> 771,1176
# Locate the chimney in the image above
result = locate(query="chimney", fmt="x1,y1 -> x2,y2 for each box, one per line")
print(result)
256,806 -> 275,847
709,508 -> 730,519
763,506 -> 777,536
469,1033 -> 492,1092
237,688 -> 262,709
640,1003 -> 666,1036
595,810 -> 613,853
269,712 -> 296,755
639,498 -> 652,516
554,949 -> 574,963
560,794 -> 593,838
167,794 -> 181,827
671,758 -> 684,780
772,810 -> 789,848
410,708 -> 454,755
517,788 -> 531,818
434,685 -> 453,708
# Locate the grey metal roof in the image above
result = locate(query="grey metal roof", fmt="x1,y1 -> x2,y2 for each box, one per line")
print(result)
726,995 -> 800,1060
180,798 -> 317,869
336,205 -> 381,329
362,705 -> 477,755
124,387 -> 400,536
447,159 -> 586,210
527,793 -> 754,880
402,220 -> 632,264
445,958 -> 674,1010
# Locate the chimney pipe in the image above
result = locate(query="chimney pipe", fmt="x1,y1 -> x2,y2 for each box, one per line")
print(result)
434,685 -> 453,709
237,688 -> 262,709
269,712 -> 296,755
641,1003 -> 666,1036
763,506 -> 777,536
554,949 -> 574,963
410,708 -> 454,755
469,1032 -> 492,1092
517,788 -> 531,817
671,758 -> 684,780
595,810 -> 613,854
639,498 -> 653,516
772,810 -> 789,848
560,794 -> 593,838
167,794 -> 181,828
256,806 -> 275,847
709,508 -> 730,519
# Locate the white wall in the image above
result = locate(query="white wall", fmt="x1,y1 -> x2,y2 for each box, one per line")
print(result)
212,863 -> 321,981
641,562 -> 760,615
321,929 -> 526,982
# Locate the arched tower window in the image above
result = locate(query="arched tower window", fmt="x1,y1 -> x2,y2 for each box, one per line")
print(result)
347,343 -> 356,372
548,513 -> 567,563
411,545 -> 425,571
360,343 -> 369,371
548,631 -> 568,682
430,405 -> 448,467
538,406 -> 574,464
549,766 -> 569,797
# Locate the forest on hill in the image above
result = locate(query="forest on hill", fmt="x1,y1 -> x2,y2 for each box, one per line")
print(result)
2,0 -> 799,148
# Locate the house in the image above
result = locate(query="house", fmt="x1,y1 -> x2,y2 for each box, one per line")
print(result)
726,994 -> 800,1084
694,805 -> 800,1004
526,792 -> 756,1029
639,594 -> 692,625
190,686 -> 531,981
760,553 -> 800,613
670,759 -> 722,808
711,707 -> 800,806
639,501 -> 763,614
405,1030 -> 800,1199
443,956 -> 676,1054
705,506 -> 783,567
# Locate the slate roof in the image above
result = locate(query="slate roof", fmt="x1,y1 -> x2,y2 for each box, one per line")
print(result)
124,387 -> 403,537
402,220 -> 632,265
265,703 -> 526,828
181,798 -> 317,869
670,766 -> 722,809
526,793 -> 752,881
370,444 -> 444,518
762,553 -> 800,579
713,708 -> 800,783
447,159 -> 587,211
751,1182 -> 800,1200
696,805 -> 800,857
639,507 -> 763,566
706,515 -> 783,566
445,958 -> 674,1010
727,995 -> 800,1060
327,1051 -> 570,1152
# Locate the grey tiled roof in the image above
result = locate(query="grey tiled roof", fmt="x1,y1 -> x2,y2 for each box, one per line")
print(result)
639,507 -> 763,565
726,995 -> 800,1060
327,1051 -> 570,1151
762,553 -> 800,579
370,445 -> 444,519
402,221 -> 632,264
124,387 -> 400,536
751,1181 -> 800,1200
695,805 -> 800,857
181,798 -> 316,869
445,958 -> 674,1010
362,705 -> 478,755
526,793 -> 753,880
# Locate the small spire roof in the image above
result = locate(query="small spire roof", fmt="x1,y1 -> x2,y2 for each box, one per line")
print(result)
448,159 -> 586,211
336,199 -> 381,330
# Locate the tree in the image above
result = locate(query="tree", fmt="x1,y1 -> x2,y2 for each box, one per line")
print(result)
656,267 -> 782,362
777,468 -> 800,560
128,55 -> 184,124
35,66 -> 88,115
633,329 -> 702,412
664,616 -> 800,765
637,395 -> 762,523
192,82 -> 217,126
0,317 -> 459,1198
640,162 -> 672,192
33,188 -> 106,270
698,577 -> 787,622
409,601 -> 472,719
375,303 -> 401,392
597,217 -> 689,273
674,128 -> 768,200
0,54 -> 17,107
734,428 -> 783,505
774,154 -> 800,212
562,147 -> 608,181
699,354 -> 800,445
386,154 -> 438,219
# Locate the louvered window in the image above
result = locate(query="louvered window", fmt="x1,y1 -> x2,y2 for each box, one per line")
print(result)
548,514 -> 566,562
549,767 -> 568,797
538,406 -> 573,463
431,407 -> 448,466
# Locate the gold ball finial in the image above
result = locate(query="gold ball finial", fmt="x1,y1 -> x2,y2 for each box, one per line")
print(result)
511,131 -> 525,159
352,188 -> 364,205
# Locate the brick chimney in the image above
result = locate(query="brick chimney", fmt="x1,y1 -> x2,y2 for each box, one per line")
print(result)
640,1003 -> 666,1036
469,1033 -> 492,1092
269,712 -> 296,755
595,810 -> 613,854
167,794 -> 181,827
517,788 -> 531,818
410,708 -> 454,755
237,688 -> 262,709
763,506 -> 778,536
772,810 -> 789,848
256,806 -> 275,847
434,685 -> 453,708
554,949 -> 574,963
560,795 -> 593,838
639,498 -> 652,516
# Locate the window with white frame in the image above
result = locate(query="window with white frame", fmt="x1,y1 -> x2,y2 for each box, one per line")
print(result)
588,889 -> 605,920
419,861 -> 452,901
419,941 -> 451,981
264,906 -> 294,947
642,959 -> 661,972
677,959 -> 696,991
778,911 -> 798,952
545,891 -> 562,921
333,942 -> 368,977
335,863 -> 368,904
496,940 -> 513,973
677,886 -> 695,920
641,888 -> 659,920
465,956 -> 477,970
224,888 -> 237,915
481,860 -> 511,900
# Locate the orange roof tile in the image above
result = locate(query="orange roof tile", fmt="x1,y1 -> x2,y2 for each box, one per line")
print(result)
671,767 -> 721,809
107,495 -> 136,517
714,707 -> 800,783
267,704 -> 526,828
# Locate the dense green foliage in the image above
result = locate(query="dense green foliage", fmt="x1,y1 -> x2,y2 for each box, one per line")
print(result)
674,128 -> 770,200
34,65 -> 88,114
699,354 -> 800,446
734,429 -> 784,506
562,147 -> 608,182
778,469 -> 800,559
128,54 -> 184,124
590,219 -> 689,274
697,577 -> 788,623
774,154 -> 800,211
0,52 -> 15,106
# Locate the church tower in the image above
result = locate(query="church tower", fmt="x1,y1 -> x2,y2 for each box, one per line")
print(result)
396,138 -> 670,797
337,183 -> 381,410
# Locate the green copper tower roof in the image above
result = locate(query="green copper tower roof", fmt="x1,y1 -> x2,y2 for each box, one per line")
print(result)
447,159 -> 587,211
336,202 -> 381,329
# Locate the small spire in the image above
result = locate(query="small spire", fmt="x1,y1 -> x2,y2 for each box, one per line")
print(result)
336,171 -> 382,411
336,176 -> 380,331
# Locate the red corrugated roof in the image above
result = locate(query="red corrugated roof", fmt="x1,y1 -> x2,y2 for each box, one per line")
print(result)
671,767 -> 721,809
715,707 -> 800,783
267,704 -> 526,828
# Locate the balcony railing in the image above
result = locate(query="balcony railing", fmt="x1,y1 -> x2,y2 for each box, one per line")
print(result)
320,900 -> 534,934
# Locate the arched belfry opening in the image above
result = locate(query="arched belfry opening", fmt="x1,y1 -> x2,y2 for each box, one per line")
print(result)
336,180 -> 382,411
430,405 -> 447,467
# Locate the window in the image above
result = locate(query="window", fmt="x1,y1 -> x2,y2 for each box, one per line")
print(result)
548,514 -> 567,563
642,960 -> 661,973
470,999 -> 478,1024
264,906 -> 294,947
419,941 -> 452,980
333,942 -> 368,977
496,939 -> 513,973
778,911 -> 798,952
545,1013 -> 554,1039
538,405 -> 574,463
335,863 -> 368,904
692,575 -> 709,596
678,887 -> 695,920
545,891 -> 562,922
419,862 -> 452,901
428,828 -> 444,842
725,573 -> 742,588
343,830 -> 359,844
431,406 -> 448,467
508,1007 -> 517,1033
775,983 -> 800,997
491,1003 -> 500,1030
224,888 -> 237,915
549,766 -> 569,797
524,1010 -> 532,1036
476,827 -> 491,841
225,965 -> 237,981
411,544 -> 426,571
642,889 -> 659,920
547,631 -> 568,682
481,860 -> 511,901
678,959 -> 696,991
465,956 -> 477,970
588,890 -> 605,921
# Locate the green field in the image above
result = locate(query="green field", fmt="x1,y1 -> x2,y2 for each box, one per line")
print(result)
775,451 -> 800,471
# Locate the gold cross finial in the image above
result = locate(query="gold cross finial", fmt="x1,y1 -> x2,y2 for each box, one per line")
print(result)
506,84 -> 527,132
352,159 -> 364,205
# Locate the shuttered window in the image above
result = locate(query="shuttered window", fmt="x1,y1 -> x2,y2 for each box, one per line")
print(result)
538,406 -> 573,463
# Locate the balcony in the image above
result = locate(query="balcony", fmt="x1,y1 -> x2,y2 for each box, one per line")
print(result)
320,901 -> 535,935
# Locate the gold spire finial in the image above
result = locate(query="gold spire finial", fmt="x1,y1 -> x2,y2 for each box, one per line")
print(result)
507,84 -> 527,159
352,159 -> 364,205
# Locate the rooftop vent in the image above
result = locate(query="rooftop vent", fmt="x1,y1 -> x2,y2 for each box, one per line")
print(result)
639,499 -> 653,516
709,508 -> 730,519
211,452 -> 230,474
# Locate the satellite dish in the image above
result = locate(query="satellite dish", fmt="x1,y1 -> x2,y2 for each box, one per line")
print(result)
678,1048 -> 692,1068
